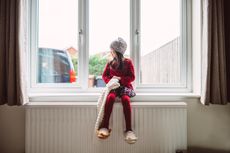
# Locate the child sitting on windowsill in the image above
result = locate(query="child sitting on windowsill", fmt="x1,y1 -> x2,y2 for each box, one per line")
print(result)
97,37 -> 138,144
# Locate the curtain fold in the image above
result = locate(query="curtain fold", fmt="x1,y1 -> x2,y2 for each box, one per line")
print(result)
225,0 -> 230,102
0,0 -> 28,106
201,0 -> 228,105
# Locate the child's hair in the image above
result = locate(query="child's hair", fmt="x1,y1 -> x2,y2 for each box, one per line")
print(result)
110,51 -> 124,70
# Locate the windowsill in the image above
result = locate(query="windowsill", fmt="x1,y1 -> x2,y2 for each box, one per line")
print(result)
27,92 -> 200,105
25,101 -> 188,107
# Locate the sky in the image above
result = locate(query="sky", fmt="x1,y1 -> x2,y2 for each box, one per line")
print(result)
39,0 -> 180,56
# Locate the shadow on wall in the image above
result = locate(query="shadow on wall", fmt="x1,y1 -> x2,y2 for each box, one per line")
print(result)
187,147 -> 230,153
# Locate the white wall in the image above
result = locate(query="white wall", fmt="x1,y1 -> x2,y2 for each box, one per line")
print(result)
0,101 -> 230,153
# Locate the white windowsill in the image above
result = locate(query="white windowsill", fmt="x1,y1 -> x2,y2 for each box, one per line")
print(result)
27,92 -> 200,105
25,101 -> 188,107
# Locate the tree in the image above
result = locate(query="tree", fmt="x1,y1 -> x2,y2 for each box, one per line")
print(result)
89,55 -> 107,76
72,54 -> 107,76
72,58 -> 78,75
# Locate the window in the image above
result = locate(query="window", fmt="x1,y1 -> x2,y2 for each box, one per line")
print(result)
29,0 -> 191,94
37,0 -> 78,85
140,0 -> 181,85
89,0 -> 130,88
29,0 -> 79,93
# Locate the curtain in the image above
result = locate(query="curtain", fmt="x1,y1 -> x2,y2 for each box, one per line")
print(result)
225,0 -> 230,102
201,0 -> 229,105
0,0 -> 28,106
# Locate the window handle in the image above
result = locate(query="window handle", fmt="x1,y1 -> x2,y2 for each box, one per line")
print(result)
136,29 -> 140,44
79,29 -> 83,35
79,29 -> 83,45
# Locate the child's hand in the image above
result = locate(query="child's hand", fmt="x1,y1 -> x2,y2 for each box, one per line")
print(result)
112,76 -> 121,80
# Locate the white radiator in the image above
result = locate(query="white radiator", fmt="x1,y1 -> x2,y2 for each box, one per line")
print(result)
26,102 -> 187,153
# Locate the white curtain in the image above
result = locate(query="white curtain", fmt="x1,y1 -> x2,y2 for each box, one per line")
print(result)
19,0 -> 29,105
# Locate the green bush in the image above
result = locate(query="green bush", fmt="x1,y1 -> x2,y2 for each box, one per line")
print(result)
89,55 -> 107,76
72,54 -> 107,76
72,58 -> 78,75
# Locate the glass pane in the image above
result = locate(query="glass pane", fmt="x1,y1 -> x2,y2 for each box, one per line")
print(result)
89,0 -> 130,88
37,0 -> 78,84
140,0 -> 181,85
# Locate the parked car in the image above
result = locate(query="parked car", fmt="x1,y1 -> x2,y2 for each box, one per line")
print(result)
38,47 -> 76,83
95,76 -> 106,87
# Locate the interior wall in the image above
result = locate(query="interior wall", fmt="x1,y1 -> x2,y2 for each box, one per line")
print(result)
0,105 -> 25,153
0,101 -> 230,153
187,100 -> 230,151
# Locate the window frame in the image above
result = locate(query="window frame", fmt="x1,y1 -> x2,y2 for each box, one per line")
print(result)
133,0 -> 192,93
28,0 -> 193,97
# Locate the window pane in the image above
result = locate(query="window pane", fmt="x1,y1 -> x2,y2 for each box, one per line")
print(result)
37,0 -> 78,84
89,0 -> 130,88
140,0 -> 181,85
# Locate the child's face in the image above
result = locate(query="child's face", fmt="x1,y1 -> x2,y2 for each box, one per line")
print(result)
110,49 -> 117,58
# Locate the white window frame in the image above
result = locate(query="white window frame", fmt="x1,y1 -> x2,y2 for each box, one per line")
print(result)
28,0 -> 195,102
133,0 -> 192,93
29,0 -> 88,94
